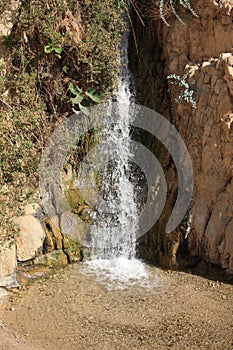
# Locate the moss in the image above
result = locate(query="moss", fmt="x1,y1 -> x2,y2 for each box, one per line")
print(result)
65,188 -> 86,212
63,237 -> 82,263
34,250 -> 68,269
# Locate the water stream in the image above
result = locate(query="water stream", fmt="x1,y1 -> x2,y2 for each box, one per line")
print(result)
82,19 -> 159,289
88,24 -> 137,260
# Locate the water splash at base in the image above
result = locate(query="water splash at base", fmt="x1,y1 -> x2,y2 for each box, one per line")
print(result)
83,257 -> 160,291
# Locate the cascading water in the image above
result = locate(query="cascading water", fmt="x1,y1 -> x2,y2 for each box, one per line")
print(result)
83,14 -> 160,289
88,24 -> 138,261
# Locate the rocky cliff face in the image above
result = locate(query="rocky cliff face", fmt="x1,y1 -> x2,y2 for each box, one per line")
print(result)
132,0 -> 233,272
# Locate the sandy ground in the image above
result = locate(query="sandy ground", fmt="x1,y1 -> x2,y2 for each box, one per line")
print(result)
0,264 -> 232,350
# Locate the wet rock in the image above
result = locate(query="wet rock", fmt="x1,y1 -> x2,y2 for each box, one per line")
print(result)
34,250 -> 68,269
224,219 -> 233,271
43,217 -> 63,253
16,265 -> 52,285
14,215 -> 46,262
60,211 -> 88,244
63,237 -> 82,263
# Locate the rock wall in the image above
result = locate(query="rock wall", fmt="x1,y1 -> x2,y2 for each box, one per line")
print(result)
130,17 -> 180,268
132,0 -> 233,272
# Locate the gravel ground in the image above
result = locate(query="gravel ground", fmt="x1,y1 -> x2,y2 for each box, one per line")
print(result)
0,264 -> 232,350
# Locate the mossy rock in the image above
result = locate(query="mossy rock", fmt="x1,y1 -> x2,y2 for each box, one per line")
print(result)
63,237 -> 82,263
65,188 -> 86,212
34,250 -> 68,269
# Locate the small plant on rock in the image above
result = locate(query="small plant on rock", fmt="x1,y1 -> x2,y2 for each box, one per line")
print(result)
44,32 -> 63,56
167,70 -> 197,108
145,0 -> 198,25
69,83 -> 104,115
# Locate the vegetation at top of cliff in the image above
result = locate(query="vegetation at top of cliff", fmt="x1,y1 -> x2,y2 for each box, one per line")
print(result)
0,0 -> 126,243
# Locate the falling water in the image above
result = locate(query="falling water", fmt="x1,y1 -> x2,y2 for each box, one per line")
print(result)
87,17 -> 138,260
83,15 -> 160,289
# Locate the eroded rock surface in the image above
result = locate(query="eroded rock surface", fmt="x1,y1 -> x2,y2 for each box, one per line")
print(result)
159,0 -> 233,271
132,0 -> 233,271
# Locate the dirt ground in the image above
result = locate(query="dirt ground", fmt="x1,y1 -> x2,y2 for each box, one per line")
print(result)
0,264 -> 232,350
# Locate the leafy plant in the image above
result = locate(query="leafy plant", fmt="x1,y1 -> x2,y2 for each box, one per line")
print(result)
44,33 -> 63,55
69,83 -> 104,115
167,70 -> 197,108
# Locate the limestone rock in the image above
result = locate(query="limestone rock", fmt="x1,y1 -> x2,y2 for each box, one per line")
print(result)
43,226 -> 54,253
131,0 -> 233,271
0,287 -> 8,298
0,243 -> 16,278
0,272 -> 19,289
23,203 -> 44,220
60,211 -> 88,244
158,1 -> 233,271
14,215 -> 46,261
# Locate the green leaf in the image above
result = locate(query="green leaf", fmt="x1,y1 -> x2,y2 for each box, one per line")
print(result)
62,66 -> 69,73
69,83 -> 82,96
54,46 -> 62,54
71,95 -> 83,104
85,88 -> 104,103
44,45 -> 53,54
53,32 -> 60,39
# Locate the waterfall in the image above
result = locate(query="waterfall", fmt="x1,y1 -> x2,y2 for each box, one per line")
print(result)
88,17 -> 138,260
83,14 -> 158,289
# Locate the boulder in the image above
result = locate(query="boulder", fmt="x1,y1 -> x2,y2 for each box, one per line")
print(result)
14,215 -> 46,262
34,250 -> 68,269
0,272 -> 18,289
0,242 -> 16,278
23,203 -> 45,220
